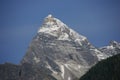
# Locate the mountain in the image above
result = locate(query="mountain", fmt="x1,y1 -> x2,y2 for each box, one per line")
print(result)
79,54 -> 120,80
0,15 -> 119,80
20,14 -> 107,80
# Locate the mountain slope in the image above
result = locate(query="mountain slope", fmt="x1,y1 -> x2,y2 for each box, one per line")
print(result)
80,54 -> 120,80
21,15 -> 102,80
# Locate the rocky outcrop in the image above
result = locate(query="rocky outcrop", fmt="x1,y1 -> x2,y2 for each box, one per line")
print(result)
100,41 -> 120,57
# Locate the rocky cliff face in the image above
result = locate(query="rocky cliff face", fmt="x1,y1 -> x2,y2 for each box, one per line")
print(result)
100,41 -> 120,57
0,15 -> 119,80
20,15 -> 104,80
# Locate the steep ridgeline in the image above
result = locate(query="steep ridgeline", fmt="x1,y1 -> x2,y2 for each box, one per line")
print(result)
21,15 -> 107,80
100,41 -> 120,57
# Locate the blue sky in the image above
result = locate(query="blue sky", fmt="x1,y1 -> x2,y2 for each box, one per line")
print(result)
0,0 -> 120,64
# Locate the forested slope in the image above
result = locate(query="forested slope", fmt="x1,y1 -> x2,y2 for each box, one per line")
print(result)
80,54 -> 120,80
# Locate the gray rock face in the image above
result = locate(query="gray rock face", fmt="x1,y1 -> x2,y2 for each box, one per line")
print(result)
100,41 -> 120,57
21,15 -> 100,80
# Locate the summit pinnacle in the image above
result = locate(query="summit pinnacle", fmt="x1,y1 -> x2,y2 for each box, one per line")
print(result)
46,14 -> 53,18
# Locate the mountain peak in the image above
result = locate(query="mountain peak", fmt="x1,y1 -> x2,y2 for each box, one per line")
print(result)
37,15 -> 86,42
46,14 -> 53,18
20,15 -> 120,80
110,41 -> 118,45
38,15 -> 66,33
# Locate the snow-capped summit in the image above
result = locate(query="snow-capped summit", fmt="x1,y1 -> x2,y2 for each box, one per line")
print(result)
38,15 -> 86,43
46,14 -> 53,18
38,14 -> 65,34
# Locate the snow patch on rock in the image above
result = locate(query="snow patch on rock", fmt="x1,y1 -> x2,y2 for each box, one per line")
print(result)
68,76 -> 71,80
90,49 -> 108,60
60,65 -> 65,79
58,33 -> 70,41
46,62 -> 58,74
33,56 -> 40,63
